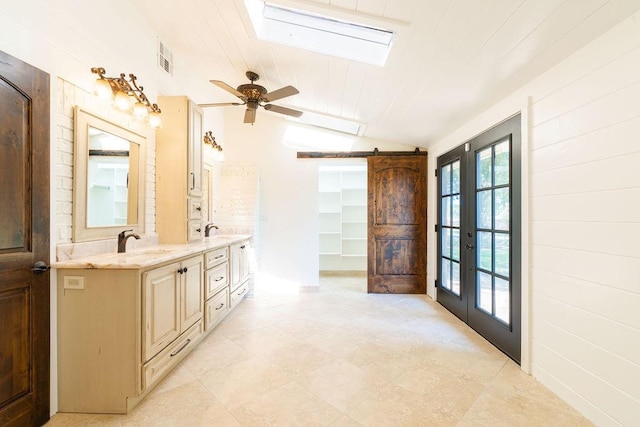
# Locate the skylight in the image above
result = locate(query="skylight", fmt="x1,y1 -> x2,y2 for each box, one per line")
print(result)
288,110 -> 364,136
282,125 -> 354,151
245,0 -> 395,66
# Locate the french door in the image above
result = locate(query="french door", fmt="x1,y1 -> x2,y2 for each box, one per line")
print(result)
437,115 -> 521,362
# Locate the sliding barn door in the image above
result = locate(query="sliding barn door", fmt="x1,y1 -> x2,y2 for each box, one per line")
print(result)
368,156 -> 427,293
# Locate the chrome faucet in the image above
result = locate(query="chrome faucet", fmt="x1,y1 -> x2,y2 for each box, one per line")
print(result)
117,229 -> 141,253
204,223 -> 219,237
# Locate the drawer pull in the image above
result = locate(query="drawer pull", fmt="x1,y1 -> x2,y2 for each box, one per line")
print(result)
237,288 -> 247,296
215,276 -> 224,282
214,254 -> 224,259
240,245 -> 246,249
215,303 -> 224,310
170,339 -> 191,357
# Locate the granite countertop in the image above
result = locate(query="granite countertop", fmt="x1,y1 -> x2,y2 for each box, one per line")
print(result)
53,235 -> 251,270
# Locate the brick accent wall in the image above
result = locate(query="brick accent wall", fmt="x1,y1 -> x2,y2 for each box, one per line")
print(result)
215,162 -> 259,235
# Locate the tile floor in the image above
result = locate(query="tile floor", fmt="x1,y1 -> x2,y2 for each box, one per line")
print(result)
47,274 -> 592,426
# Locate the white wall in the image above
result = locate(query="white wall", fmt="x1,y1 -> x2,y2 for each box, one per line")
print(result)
428,11 -> 640,426
222,108 -> 416,288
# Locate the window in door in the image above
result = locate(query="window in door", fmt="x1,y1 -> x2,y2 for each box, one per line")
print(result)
437,114 -> 521,362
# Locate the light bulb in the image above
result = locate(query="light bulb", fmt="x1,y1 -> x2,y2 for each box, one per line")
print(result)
94,78 -> 113,101
148,111 -> 162,128
113,91 -> 132,111
133,102 -> 149,120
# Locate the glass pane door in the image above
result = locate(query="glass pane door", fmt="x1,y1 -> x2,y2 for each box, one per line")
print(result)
436,145 -> 467,321
437,114 -> 521,363
475,139 -> 511,324
440,160 -> 461,296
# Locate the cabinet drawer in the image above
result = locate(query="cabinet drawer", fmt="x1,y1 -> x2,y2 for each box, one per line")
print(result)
188,197 -> 202,220
205,287 -> 229,331
205,246 -> 228,269
188,220 -> 203,241
143,320 -> 202,390
230,281 -> 249,309
205,262 -> 228,300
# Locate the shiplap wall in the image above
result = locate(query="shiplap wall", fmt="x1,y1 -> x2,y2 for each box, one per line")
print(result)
528,13 -> 640,427
428,11 -> 640,426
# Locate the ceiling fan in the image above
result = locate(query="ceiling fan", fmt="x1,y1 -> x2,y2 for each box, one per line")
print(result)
200,71 -> 303,124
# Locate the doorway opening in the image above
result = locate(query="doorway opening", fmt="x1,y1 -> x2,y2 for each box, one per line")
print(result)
318,164 -> 367,275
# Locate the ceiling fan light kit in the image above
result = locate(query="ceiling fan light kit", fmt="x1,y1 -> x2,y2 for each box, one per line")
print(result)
202,71 -> 302,124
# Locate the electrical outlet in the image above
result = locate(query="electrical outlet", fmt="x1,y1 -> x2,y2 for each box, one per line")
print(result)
63,276 -> 85,290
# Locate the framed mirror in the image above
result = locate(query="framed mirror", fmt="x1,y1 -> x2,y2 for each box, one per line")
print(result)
73,107 -> 146,242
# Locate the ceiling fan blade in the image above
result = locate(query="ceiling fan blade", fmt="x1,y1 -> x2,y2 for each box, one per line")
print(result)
263,85 -> 299,102
198,102 -> 243,108
210,80 -> 245,99
244,108 -> 257,124
264,104 -> 303,118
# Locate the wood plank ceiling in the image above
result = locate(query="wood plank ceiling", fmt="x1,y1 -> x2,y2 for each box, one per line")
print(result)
131,0 -> 640,147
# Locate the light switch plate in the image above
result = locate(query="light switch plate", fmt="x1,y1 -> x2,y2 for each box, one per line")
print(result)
63,276 -> 85,290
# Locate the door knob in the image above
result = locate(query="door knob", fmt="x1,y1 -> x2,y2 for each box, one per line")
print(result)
32,261 -> 51,273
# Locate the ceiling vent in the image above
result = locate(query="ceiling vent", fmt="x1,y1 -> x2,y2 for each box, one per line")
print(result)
157,39 -> 174,75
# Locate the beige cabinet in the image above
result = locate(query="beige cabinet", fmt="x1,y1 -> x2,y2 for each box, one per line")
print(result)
56,240 -> 250,414
230,240 -> 251,289
143,263 -> 180,361
203,246 -> 230,331
143,255 -> 203,362
156,96 -> 204,243
188,103 -> 203,198
180,255 -> 204,331
57,255 -> 204,414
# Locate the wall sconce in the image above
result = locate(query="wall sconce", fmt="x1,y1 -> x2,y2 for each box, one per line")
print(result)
91,67 -> 162,128
204,131 -> 222,151
204,131 -> 224,161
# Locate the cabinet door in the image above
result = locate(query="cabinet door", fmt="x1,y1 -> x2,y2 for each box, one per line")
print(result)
188,102 -> 203,198
230,243 -> 241,289
188,197 -> 202,220
187,220 -> 203,242
239,241 -> 251,283
180,256 -> 204,332
144,263 -> 181,361
230,241 -> 250,289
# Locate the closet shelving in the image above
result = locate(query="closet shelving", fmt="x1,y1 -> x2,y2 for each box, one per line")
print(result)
318,165 -> 367,271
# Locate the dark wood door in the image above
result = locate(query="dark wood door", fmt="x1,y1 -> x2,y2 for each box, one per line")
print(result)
367,156 -> 427,294
0,50 -> 50,426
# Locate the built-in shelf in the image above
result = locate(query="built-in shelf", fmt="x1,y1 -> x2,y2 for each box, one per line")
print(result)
318,165 -> 367,271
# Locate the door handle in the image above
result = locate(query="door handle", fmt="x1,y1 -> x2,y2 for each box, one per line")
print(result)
31,261 -> 50,273
465,244 -> 474,250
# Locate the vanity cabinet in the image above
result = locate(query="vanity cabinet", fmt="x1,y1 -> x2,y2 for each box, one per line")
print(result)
56,237 -> 251,414
156,95 -> 204,243
143,255 -> 203,361
230,240 -> 251,289
203,246 -> 230,331
57,255 -> 204,414
230,239 -> 251,308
